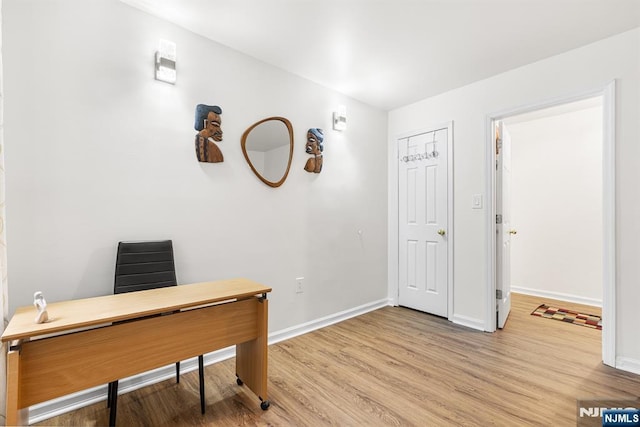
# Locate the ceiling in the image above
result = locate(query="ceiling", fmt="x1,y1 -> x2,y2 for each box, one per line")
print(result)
121,0 -> 640,111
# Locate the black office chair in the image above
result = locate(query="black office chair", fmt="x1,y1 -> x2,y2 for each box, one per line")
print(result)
107,240 -> 205,426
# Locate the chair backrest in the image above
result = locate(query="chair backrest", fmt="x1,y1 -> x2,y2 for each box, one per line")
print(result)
114,240 -> 177,294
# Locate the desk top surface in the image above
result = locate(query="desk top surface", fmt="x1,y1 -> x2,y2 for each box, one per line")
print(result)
1,278 -> 271,342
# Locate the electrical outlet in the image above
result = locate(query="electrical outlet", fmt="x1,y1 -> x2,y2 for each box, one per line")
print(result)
295,277 -> 304,294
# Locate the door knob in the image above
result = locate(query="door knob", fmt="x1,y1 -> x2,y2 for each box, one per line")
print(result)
437,229 -> 446,236
509,230 -> 517,235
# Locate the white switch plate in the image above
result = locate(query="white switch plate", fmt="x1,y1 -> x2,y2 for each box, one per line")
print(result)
472,194 -> 483,209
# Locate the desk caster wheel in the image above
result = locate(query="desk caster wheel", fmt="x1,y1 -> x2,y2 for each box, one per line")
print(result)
236,377 -> 243,386
260,400 -> 270,410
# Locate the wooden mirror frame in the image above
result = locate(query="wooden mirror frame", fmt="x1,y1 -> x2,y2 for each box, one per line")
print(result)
241,116 -> 294,188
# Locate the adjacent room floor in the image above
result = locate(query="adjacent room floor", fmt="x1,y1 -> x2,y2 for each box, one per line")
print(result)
38,293 -> 638,426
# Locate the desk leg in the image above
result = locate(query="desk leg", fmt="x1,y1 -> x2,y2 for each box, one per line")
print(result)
6,345 -> 28,426
236,297 -> 269,409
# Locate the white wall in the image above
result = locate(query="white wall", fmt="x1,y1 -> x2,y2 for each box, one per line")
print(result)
389,28 -> 640,363
2,0 -> 389,334
507,106 -> 603,305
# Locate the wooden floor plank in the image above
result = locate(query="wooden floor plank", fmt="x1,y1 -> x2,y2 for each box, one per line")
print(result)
36,293 -> 639,426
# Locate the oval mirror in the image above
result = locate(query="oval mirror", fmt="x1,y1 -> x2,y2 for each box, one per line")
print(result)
241,117 -> 294,188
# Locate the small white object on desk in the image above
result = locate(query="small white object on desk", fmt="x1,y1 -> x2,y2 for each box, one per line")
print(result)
34,291 -> 49,324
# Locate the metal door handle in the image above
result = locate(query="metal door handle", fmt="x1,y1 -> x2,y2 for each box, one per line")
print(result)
509,230 -> 517,235
437,229 -> 446,236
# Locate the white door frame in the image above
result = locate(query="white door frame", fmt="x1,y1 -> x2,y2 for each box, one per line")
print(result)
389,121 -> 454,320
484,81 -> 616,367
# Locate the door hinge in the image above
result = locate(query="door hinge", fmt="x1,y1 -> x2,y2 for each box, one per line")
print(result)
496,289 -> 503,299
496,214 -> 503,224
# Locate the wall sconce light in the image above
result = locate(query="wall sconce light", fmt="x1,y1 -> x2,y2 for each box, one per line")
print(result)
333,105 -> 347,131
155,39 -> 176,84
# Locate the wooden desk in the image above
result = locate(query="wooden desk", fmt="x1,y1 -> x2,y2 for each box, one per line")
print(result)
2,278 -> 272,426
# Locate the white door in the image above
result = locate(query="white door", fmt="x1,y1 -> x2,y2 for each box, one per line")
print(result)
496,122 -> 512,328
398,128 -> 449,317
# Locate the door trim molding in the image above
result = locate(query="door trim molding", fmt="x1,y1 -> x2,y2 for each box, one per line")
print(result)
389,121 -> 454,320
484,81 -> 616,367
601,81 -> 616,367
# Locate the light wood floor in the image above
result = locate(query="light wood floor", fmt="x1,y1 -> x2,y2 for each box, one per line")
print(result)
37,293 -> 639,426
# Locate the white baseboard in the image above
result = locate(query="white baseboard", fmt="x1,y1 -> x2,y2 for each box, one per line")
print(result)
511,286 -> 602,307
450,314 -> 485,331
29,298 -> 391,424
616,357 -> 640,376
268,298 -> 391,345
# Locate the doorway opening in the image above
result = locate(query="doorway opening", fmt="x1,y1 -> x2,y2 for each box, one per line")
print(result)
504,98 -> 603,309
486,82 -> 615,367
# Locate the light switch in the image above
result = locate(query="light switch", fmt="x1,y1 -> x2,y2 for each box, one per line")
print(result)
472,194 -> 483,209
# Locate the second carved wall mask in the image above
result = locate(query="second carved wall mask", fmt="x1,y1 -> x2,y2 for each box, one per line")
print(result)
304,128 -> 324,173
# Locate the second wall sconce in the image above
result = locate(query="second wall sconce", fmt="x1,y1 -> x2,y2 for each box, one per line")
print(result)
333,105 -> 347,131
155,39 -> 176,84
